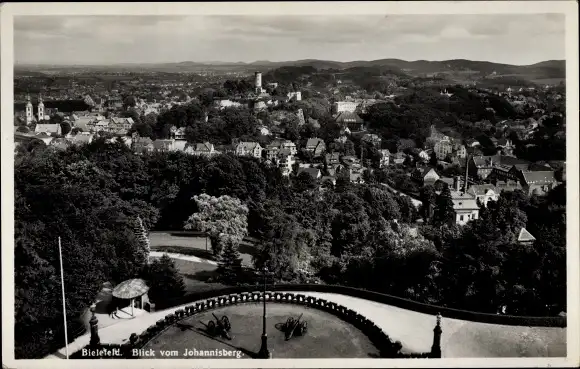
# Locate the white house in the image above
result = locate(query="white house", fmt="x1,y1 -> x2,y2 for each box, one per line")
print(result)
67,133 -> 95,146
276,149 -> 295,176
450,190 -> 480,225
169,126 -> 187,140
173,140 -> 194,154
287,91 -> 302,101
333,101 -> 359,114
215,99 -> 243,109
467,184 -> 500,207
192,142 -> 217,156
35,124 -> 62,136
235,142 -> 263,158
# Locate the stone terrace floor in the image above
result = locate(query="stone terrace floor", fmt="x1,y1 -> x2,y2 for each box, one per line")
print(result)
45,292 -> 567,359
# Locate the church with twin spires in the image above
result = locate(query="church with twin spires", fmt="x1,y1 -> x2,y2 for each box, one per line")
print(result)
25,93 -> 49,124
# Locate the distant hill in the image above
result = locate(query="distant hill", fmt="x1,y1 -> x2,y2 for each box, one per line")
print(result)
15,58 -> 565,83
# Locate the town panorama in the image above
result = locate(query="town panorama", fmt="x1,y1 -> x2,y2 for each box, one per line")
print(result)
12,12 -> 568,362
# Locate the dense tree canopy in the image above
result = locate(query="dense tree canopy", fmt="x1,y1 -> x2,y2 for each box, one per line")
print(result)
14,129 -> 566,357
15,144 -> 158,358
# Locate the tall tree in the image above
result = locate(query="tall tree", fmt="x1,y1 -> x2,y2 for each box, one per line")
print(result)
134,215 -> 151,264
293,171 -> 317,193
256,214 -> 314,281
60,121 -> 72,136
419,185 -> 437,220
217,238 -> 243,284
344,140 -> 356,156
359,185 -> 401,221
433,186 -> 455,225
429,151 -> 438,167
329,192 -> 371,258
184,194 -> 249,256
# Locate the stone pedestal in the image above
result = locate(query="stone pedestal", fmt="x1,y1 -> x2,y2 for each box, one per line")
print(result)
258,334 -> 271,358
89,305 -> 100,347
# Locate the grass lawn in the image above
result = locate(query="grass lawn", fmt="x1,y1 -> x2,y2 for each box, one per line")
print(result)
150,232 -> 255,266
142,303 -> 381,358
149,256 -> 230,294
150,233 -> 261,295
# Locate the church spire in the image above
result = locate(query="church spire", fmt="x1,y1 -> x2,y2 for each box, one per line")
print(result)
37,92 -> 45,121
25,91 -> 33,124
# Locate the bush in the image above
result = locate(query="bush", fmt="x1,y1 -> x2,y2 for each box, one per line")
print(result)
142,254 -> 185,304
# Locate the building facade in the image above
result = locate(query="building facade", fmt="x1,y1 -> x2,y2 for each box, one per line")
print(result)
276,149 -> 295,176
305,138 -> 326,157
450,190 -> 480,225
467,184 -> 499,206
333,101 -> 359,114
235,142 -> 263,158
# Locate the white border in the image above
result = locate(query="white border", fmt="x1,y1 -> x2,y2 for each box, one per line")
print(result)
1,2 -> 578,368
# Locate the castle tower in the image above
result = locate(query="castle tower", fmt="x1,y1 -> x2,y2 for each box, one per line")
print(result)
254,72 -> 263,94
37,93 -> 45,121
25,94 -> 33,124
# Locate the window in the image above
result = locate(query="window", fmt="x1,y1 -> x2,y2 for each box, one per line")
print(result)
459,215 -> 464,221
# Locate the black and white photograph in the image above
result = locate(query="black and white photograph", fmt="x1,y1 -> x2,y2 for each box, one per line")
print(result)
1,1 -> 578,368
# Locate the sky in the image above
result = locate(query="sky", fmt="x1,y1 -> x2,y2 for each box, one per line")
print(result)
14,14 -> 565,66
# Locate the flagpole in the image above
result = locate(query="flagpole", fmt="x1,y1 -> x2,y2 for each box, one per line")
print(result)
58,237 -> 69,359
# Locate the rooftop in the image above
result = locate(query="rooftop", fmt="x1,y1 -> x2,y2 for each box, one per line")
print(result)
306,137 -> 325,148
236,141 -> 261,150
335,111 -> 363,124
467,184 -> 498,196
521,171 -> 557,185
518,228 -> 536,242
472,155 -> 530,168
297,167 -> 321,179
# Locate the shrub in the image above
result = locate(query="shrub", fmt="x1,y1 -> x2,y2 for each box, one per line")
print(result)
142,254 -> 185,305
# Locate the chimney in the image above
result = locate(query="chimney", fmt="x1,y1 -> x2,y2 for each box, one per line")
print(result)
454,176 -> 461,192
464,155 -> 470,193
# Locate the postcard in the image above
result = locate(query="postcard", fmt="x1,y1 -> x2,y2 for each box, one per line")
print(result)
1,1 -> 578,368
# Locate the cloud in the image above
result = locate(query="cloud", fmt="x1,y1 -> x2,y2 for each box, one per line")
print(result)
15,14 -> 564,44
13,14 -> 565,65
439,26 -> 486,40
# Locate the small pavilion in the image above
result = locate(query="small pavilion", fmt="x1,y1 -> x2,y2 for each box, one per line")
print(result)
112,278 -> 150,317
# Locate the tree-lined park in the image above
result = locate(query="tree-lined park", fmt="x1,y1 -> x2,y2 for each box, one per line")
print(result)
15,137 -> 566,358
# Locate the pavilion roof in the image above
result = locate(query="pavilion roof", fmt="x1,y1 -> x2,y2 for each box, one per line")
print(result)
112,278 -> 149,299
